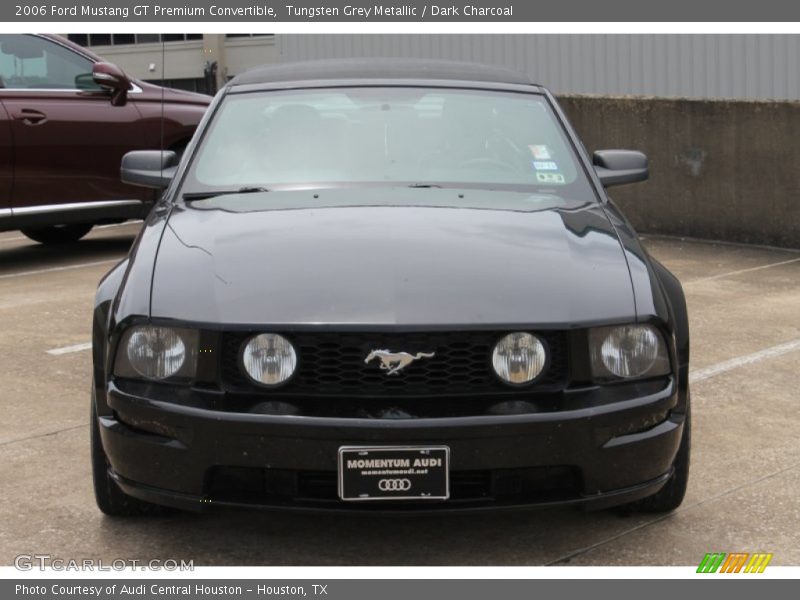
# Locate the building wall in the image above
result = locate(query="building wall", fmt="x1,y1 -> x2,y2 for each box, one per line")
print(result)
81,34 -> 800,101
78,34 -> 280,92
276,34 -> 800,101
225,35 -> 279,77
560,95 -> 800,248
85,39 -> 206,81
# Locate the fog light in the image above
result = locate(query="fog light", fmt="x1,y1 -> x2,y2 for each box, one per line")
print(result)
492,332 -> 547,385
241,333 -> 297,386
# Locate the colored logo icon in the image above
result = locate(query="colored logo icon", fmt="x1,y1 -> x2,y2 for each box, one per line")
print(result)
697,552 -> 773,573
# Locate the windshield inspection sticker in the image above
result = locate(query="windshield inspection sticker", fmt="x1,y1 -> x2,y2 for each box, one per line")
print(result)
536,172 -> 566,184
532,161 -> 558,171
529,145 -> 552,160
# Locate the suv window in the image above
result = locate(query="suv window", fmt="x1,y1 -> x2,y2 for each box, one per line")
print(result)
185,87 -> 594,198
0,34 -> 96,90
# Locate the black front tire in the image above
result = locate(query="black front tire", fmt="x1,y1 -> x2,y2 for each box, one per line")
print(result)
91,392 -> 168,516
623,401 -> 691,513
21,223 -> 93,245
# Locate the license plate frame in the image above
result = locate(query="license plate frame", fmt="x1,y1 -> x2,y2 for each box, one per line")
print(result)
338,446 -> 450,502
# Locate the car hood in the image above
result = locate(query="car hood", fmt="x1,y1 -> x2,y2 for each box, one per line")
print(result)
151,188 -> 636,326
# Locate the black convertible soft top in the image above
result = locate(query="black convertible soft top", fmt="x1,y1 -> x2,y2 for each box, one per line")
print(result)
229,57 -> 535,88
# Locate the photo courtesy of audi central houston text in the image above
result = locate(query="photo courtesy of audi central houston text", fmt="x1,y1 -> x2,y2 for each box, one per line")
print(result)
87,57 -> 690,515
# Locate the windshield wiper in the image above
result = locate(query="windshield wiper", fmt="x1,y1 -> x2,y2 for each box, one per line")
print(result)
407,183 -> 443,189
182,186 -> 270,201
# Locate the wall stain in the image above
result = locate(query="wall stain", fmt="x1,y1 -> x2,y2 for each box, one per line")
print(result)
677,147 -> 707,177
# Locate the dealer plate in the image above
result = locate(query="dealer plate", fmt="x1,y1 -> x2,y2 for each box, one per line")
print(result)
338,446 -> 450,501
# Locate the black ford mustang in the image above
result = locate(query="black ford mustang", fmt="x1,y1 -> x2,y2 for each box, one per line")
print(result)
91,59 -> 690,515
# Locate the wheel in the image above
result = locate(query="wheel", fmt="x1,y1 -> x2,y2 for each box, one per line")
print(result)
91,388 -> 168,516
21,223 -> 93,245
622,400 -> 691,513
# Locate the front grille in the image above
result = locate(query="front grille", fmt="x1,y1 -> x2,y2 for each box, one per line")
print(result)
206,465 -> 582,507
221,330 -> 568,397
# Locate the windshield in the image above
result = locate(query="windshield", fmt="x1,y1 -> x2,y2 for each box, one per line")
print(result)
184,87 -> 594,198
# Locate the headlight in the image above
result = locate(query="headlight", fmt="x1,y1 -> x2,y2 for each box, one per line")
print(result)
590,324 -> 670,380
241,333 -> 297,387
492,332 -> 547,385
115,325 -> 198,381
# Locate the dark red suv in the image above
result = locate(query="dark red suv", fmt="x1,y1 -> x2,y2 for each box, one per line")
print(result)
0,34 -> 211,244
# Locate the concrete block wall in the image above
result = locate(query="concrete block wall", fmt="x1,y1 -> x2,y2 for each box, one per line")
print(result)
559,95 -> 800,248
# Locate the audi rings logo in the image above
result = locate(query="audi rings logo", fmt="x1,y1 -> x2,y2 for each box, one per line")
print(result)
378,478 -> 412,492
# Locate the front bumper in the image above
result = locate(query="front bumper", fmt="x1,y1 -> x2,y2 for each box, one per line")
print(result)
98,378 -> 685,513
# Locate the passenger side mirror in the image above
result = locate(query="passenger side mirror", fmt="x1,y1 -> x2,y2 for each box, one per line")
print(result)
121,150 -> 178,189
75,72 -> 101,91
593,150 -> 649,187
92,62 -> 130,106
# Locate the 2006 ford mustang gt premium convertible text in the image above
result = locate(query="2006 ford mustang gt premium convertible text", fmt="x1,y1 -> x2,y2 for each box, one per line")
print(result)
91,59 -> 690,515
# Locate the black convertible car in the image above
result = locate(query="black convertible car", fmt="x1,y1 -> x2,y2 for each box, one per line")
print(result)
91,59 -> 690,515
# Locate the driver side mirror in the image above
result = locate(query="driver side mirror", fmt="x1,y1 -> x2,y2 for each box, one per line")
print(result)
121,150 -> 178,189
593,149 -> 649,187
92,62 -> 130,106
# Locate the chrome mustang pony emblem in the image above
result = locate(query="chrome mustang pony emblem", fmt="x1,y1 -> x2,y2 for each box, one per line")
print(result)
364,349 -> 436,376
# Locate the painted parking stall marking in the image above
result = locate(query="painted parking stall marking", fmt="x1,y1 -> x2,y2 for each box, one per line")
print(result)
685,256 -> 800,285
46,342 -> 93,356
690,338 -> 800,384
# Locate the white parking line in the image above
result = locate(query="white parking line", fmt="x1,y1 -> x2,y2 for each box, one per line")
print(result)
0,259 -> 118,280
46,342 -> 93,356
642,233 -> 800,255
690,338 -> 800,384
685,257 -> 800,285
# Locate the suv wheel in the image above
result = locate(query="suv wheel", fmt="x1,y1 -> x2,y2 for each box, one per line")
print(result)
91,389 -> 169,516
21,223 -> 93,245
